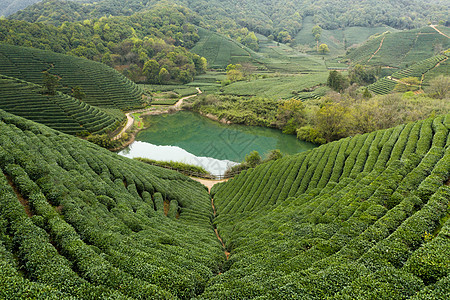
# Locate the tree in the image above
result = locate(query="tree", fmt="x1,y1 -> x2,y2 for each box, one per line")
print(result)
362,87 -> 372,98
427,75 -> 449,99
312,25 -> 322,38
226,64 -> 243,82
318,43 -> 329,54
349,64 -> 376,85
315,103 -> 351,143
312,25 -> 322,50
71,86 -> 85,100
158,67 -> 170,83
143,59 -> 160,83
244,151 -> 261,168
265,149 -> 283,162
327,70 -> 348,92
277,31 -> 292,43
179,70 -> 193,84
42,71 -> 59,95
227,69 -> 244,82
276,99 -> 306,134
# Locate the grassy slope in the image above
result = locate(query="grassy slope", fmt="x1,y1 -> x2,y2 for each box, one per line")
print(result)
368,52 -> 449,95
0,109 -> 223,298
0,75 -> 124,135
294,16 -> 398,56
207,114 -> 450,298
345,26 -> 450,68
191,27 -> 259,69
0,43 -> 145,110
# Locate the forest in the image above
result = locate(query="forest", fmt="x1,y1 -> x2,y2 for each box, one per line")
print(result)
1,3 -> 208,83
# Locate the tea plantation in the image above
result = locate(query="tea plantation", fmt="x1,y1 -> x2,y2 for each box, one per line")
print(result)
0,75 -> 124,135
0,43 -> 145,110
368,53 -> 449,95
346,26 -> 450,68
0,109 -> 223,299
1,107 -> 449,299
208,114 -> 450,299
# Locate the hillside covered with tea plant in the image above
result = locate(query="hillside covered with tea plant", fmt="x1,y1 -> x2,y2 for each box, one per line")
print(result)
1,107 -> 449,298
0,75 -> 124,135
0,109 -> 224,298
207,113 -> 450,299
0,43 -> 145,110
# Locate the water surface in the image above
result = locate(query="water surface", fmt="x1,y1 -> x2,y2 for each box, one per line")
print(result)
119,111 -> 316,174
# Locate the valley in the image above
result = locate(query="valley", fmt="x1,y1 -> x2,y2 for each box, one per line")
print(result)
0,0 -> 449,299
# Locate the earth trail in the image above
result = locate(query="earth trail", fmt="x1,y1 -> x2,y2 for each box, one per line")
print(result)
113,88 -> 202,140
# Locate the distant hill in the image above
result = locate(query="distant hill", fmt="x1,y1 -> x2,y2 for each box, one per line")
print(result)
345,26 -> 450,68
2,5 -> 207,85
0,75 -> 124,135
8,0 -> 450,41
0,0 -> 41,17
0,0 -> 93,17
0,43 -> 145,111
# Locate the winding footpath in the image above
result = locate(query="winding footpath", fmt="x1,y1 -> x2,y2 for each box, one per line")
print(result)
430,25 -> 450,39
367,35 -> 385,62
113,87 -> 202,140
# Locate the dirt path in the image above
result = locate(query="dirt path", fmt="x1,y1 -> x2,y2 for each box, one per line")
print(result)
113,113 -> 134,140
191,177 -> 228,192
4,174 -> 33,217
113,88 -> 202,140
191,177 -> 230,260
430,25 -> 450,39
174,87 -> 203,109
368,35 -> 385,62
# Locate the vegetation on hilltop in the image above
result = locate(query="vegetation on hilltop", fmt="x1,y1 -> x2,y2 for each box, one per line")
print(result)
0,43 -> 145,110
8,0 -> 450,44
1,4 -> 208,83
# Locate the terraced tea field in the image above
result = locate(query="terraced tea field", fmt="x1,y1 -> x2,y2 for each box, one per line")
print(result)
0,43 -> 145,110
208,114 -> 450,298
0,75 -> 124,135
346,26 -> 450,68
1,107 -> 448,298
368,53 -> 449,95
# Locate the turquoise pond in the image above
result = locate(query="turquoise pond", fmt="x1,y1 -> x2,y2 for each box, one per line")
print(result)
119,111 -> 316,175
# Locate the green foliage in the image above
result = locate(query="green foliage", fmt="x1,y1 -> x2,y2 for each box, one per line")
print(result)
427,75 -> 450,99
245,151 -> 262,168
134,157 -> 210,176
318,43 -> 330,54
327,70 -> 348,91
0,43 -> 145,110
0,75 -> 124,135
1,4 -> 207,84
0,109 -> 222,298
42,71 -> 59,95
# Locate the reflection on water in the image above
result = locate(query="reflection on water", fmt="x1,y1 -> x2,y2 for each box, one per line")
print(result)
119,111 -> 316,175
119,141 -> 238,175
